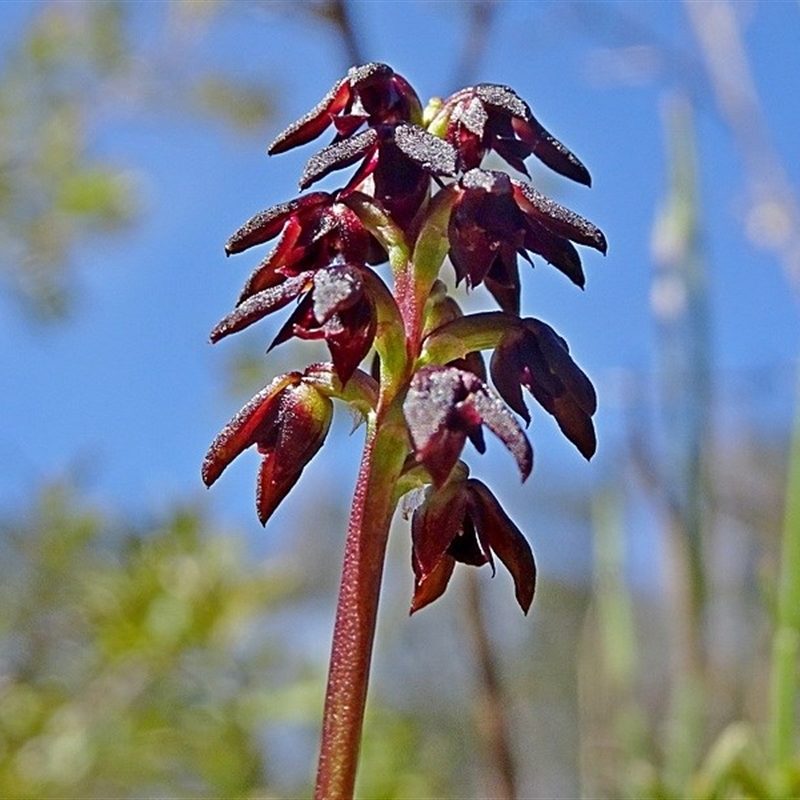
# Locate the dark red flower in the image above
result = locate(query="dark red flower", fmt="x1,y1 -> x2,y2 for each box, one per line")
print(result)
268,62 -> 424,155
432,83 -> 592,184
270,264 -> 376,385
298,123 -> 457,230
210,263 -> 375,385
411,477 -> 536,614
403,365 -> 532,487
224,192 -> 383,303
448,168 -> 607,313
490,318 -> 597,459
202,372 -> 333,525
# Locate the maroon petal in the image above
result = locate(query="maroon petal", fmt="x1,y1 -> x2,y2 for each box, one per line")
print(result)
484,252 -> 521,314
510,113 -> 592,187
465,379 -> 532,480
209,274 -> 310,342
238,218 -> 305,303
225,193 -> 332,255
253,382 -> 333,525
201,372 -> 300,487
491,319 -> 597,460
268,77 -> 351,155
404,367 -> 532,486
324,300 -> 376,385
467,479 -> 536,613
393,123 -> 457,176
411,482 -> 467,585
410,554 -> 456,614
514,181 -> 607,254
526,319 -> 596,415
299,128 -> 378,190
489,328 -> 532,424
523,218 -> 586,288
446,511 -> 492,569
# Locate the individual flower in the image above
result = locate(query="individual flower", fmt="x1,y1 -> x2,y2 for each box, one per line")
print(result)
298,122 -> 457,230
411,477 -> 536,613
268,62 -> 423,155
202,372 -> 333,526
270,265 -> 376,385
210,263 -> 375,385
490,317 -> 597,459
403,365 -> 532,487
430,83 -> 591,184
447,168 -> 607,313
224,191 -> 383,302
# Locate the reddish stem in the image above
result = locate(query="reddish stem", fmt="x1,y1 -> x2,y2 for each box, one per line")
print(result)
314,411 -> 406,799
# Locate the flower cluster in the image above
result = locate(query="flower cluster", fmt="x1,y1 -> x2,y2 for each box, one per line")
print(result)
204,63 -> 605,614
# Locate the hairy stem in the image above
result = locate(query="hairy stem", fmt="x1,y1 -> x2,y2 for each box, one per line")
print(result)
314,405 -> 408,799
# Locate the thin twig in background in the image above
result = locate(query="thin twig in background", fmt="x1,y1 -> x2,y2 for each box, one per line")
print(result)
325,0 -> 365,68
464,570 -> 518,800
449,0 -> 499,92
685,0 -> 800,295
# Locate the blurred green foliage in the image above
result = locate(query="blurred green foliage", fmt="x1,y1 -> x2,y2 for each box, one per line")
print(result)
0,1 -> 274,320
0,483 -> 464,799
0,483 -> 297,797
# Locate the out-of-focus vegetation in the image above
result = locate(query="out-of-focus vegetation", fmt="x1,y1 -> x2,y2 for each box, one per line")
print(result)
0,1 -> 274,319
0,484 -> 293,797
2,1 -> 799,798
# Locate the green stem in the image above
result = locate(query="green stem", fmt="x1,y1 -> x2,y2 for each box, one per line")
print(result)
768,358 -> 800,794
314,404 -> 408,800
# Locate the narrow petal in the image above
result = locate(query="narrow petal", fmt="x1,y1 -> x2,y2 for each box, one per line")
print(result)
404,367 -> 532,486
489,331 -> 530,424
549,396 -> 597,460
393,123 -> 457,176
526,319 -> 597,415
497,319 -> 597,460
325,300 -> 376,385
411,482 -> 467,583
209,275 -> 310,342
238,217 -> 305,303
254,382 -> 333,525
201,373 -> 300,487
466,381 -> 533,480
410,554 -> 455,614
224,193 -> 332,255
514,181 -> 607,254
467,479 -> 537,613
511,114 -> 592,187
268,77 -> 351,155
404,367 -> 470,486
523,218 -> 586,288
299,129 -> 378,190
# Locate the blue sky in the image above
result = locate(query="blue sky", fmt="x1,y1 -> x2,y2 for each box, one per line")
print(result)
1,1 -> 798,578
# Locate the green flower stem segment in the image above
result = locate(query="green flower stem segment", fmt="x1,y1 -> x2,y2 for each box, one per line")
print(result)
401,186 -> 461,348
315,405 -> 409,800
344,191 -> 410,277
359,270 -> 409,398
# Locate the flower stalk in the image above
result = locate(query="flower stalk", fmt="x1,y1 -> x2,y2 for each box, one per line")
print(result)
316,406 -> 408,799
202,63 -> 605,796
